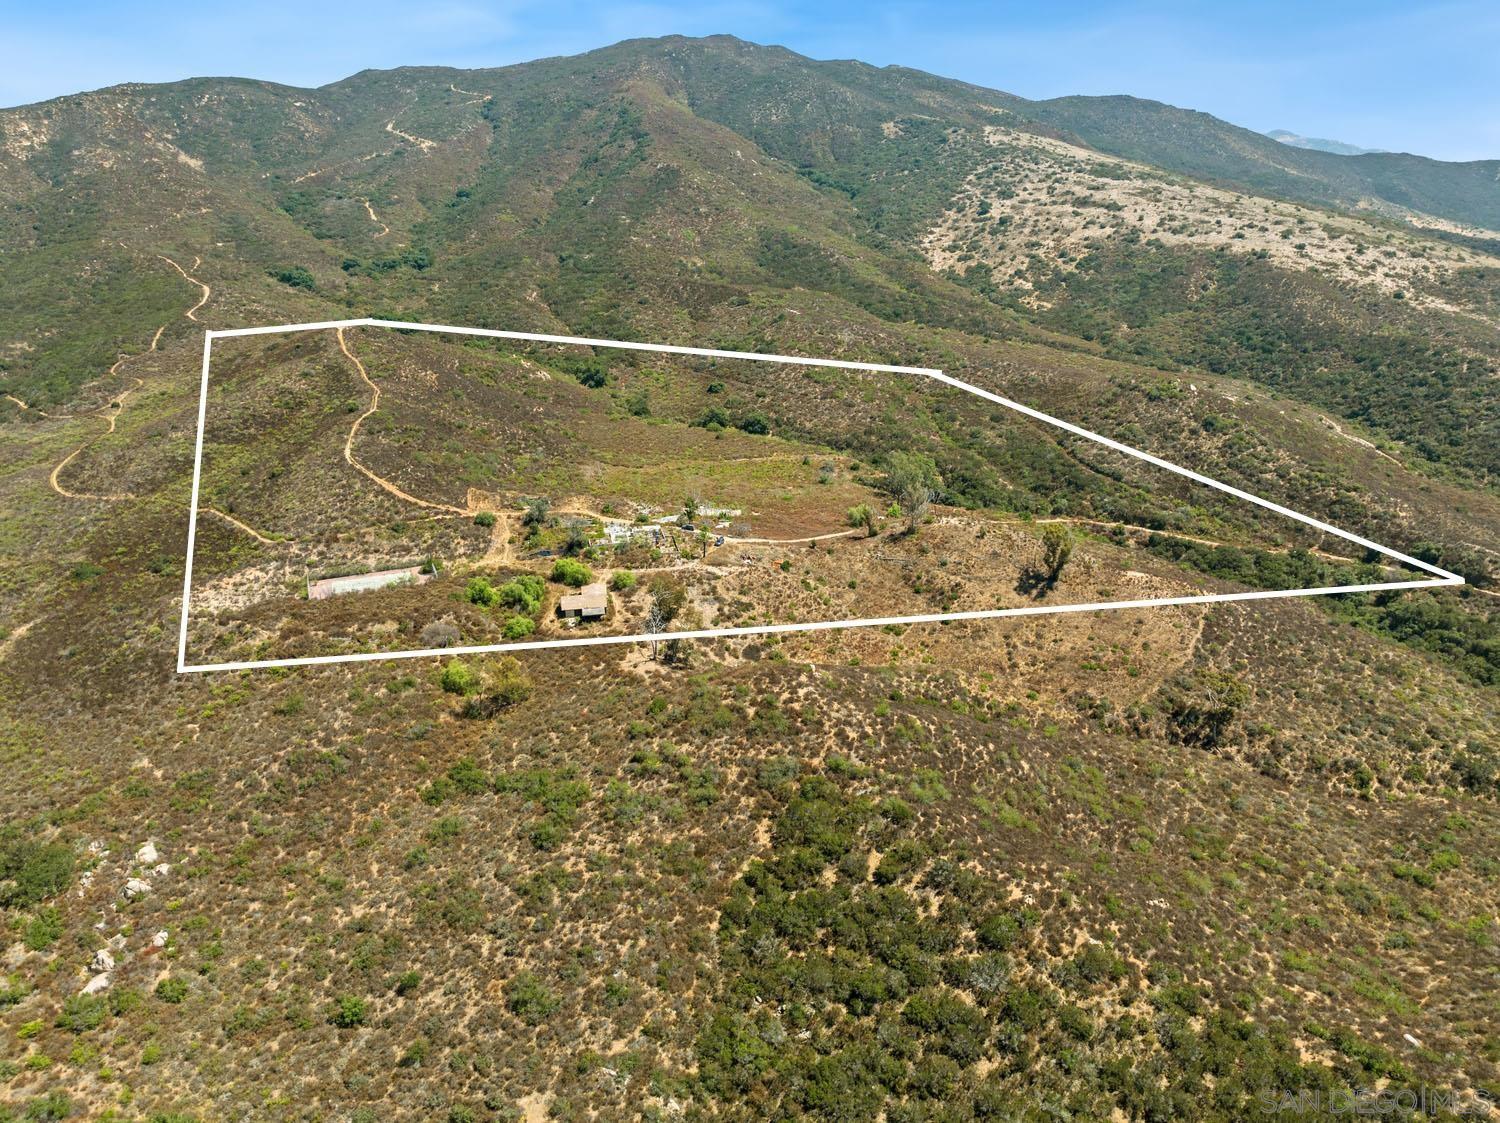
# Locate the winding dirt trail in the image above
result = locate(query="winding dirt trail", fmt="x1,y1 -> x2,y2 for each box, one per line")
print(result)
158,255 -> 210,320
201,507 -> 283,545
384,109 -> 437,153
1318,413 -> 1402,466
337,327 -> 469,515
1033,516 -> 1377,566
50,254 -> 210,501
360,198 -> 390,238
4,394 -> 42,416
50,446 -> 134,501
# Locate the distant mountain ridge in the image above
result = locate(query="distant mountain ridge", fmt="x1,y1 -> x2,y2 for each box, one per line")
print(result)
1266,128 -> 1386,156
3,35 -> 1496,233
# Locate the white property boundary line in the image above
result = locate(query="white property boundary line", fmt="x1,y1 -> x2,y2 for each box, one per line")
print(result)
177,317 -> 1462,674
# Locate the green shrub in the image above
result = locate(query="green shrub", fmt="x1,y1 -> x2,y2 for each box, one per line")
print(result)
0,840 -> 74,909
466,577 -> 498,607
472,511 -> 496,528
609,570 -> 637,592
503,615 -> 536,640
447,758 -> 490,795
394,970 -> 421,996
506,972 -> 560,1024
550,558 -> 593,587
440,661 -> 480,696
269,266 -> 315,290
977,912 -> 1022,951
329,995 -> 368,1028
155,977 -> 189,1004
20,1092 -> 71,1122
56,994 -> 108,1033
23,908 -> 63,951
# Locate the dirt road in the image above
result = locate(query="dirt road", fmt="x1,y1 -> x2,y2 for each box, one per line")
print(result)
158,255 -> 210,320
51,253 -> 210,500
201,507 -> 283,545
337,327 -> 469,515
360,198 -> 390,238
384,110 -> 436,152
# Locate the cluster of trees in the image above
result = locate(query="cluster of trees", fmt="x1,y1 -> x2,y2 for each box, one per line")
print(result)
0,837 -> 74,910
440,656 -> 531,718
269,265 -> 315,290
337,246 -> 433,276
695,404 -> 771,435
467,573 -> 547,639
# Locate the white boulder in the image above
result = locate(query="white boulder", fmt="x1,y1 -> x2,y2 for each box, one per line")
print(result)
81,972 -> 111,995
122,878 -> 152,900
91,948 -> 115,973
135,841 -> 159,865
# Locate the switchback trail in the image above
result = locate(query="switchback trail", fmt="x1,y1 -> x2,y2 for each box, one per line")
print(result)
51,253 -> 211,500
337,327 -> 469,515
360,198 -> 390,238
384,109 -> 436,152
158,255 -> 210,320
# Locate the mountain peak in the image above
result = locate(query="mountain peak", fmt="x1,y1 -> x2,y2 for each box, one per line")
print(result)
1267,128 -> 1386,156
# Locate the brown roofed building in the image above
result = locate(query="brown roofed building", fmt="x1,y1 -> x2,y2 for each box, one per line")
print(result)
557,582 -> 608,619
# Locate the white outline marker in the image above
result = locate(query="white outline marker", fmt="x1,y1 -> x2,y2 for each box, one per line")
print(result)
178,318 -> 1462,674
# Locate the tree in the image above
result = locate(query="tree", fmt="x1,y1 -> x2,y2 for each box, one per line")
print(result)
440,661 -> 480,695
697,528 -> 713,558
466,577 -> 497,607
522,497 -> 550,530
645,600 -> 665,662
489,659 -> 532,705
648,578 -> 687,623
329,995 -> 368,1028
1163,670 -> 1249,750
498,575 -> 545,615
884,451 -> 941,534
682,495 -> 700,524
463,657 -> 533,717
1042,524 -> 1074,581
563,525 -> 590,556
550,558 -> 593,587
847,504 -> 876,537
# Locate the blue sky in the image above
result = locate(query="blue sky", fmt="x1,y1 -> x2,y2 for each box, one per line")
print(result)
3,0 -> 1496,160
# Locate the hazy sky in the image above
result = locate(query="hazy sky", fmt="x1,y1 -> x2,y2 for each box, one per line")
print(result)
3,0 -> 1496,161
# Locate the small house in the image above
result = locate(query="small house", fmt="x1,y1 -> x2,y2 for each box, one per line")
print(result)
557,582 -> 608,620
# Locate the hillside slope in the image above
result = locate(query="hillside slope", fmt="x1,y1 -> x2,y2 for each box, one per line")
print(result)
0,35 -> 1496,1122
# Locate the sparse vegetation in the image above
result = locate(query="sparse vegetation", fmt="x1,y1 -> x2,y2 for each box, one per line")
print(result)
0,33 -> 1496,1123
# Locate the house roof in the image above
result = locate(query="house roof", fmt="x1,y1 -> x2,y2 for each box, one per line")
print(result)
558,582 -> 608,613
